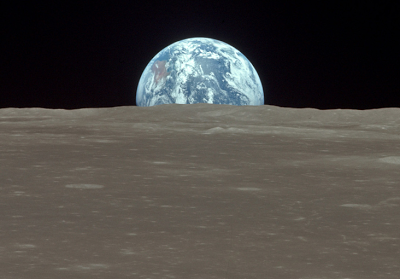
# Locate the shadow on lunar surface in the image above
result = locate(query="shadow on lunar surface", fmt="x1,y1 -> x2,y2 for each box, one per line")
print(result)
0,104 -> 400,278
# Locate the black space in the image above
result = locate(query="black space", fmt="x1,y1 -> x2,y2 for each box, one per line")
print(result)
2,2 -> 399,109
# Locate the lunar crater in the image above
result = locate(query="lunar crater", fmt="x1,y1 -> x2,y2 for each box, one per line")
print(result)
65,184 -> 104,189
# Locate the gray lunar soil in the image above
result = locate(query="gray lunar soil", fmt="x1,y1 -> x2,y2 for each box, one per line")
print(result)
0,103 -> 399,279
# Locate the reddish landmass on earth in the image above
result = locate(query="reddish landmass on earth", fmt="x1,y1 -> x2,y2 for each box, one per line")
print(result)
151,60 -> 169,84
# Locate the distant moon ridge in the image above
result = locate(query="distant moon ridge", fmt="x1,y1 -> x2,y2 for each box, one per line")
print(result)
136,37 -> 264,106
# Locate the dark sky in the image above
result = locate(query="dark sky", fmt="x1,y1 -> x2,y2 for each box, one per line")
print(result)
2,2 -> 399,109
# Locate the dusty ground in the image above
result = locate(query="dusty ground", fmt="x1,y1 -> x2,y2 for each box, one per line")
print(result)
1,104 -> 399,278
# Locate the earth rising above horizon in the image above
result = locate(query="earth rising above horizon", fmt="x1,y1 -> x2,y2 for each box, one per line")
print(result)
136,37 -> 264,107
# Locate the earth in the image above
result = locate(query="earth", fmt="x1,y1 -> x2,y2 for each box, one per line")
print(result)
136,37 -> 264,106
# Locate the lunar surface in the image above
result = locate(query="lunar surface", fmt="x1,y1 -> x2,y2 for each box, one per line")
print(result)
1,104 -> 399,278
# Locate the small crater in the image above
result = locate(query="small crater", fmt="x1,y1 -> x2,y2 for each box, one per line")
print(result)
236,187 -> 261,191
15,244 -> 36,249
65,184 -> 104,189
340,204 -> 372,210
203,127 -> 225,134
120,249 -> 136,255
56,264 -> 109,271
378,156 -> 400,165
